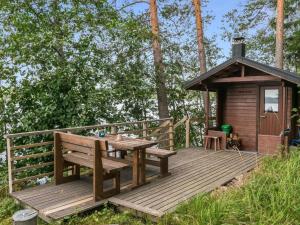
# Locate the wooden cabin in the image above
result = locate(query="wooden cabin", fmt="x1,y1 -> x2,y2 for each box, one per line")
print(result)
185,37 -> 300,154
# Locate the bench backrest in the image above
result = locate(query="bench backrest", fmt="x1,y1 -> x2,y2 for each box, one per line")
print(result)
54,132 -> 109,196
54,132 -> 108,157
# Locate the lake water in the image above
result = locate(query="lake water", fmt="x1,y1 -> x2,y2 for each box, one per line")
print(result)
0,151 -> 6,163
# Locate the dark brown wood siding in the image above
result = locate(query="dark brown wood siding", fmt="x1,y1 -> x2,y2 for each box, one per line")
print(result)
258,134 -> 281,154
222,85 -> 257,150
287,87 -> 292,129
287,86 -> 294,141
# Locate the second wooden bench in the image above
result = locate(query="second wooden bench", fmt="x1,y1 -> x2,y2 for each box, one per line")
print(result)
145,148 -> 177,177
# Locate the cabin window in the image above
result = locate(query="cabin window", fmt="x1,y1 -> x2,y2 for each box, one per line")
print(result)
264,89 -> 279,112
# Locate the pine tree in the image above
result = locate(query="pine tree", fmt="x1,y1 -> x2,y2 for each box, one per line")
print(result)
150,0 -> 170,119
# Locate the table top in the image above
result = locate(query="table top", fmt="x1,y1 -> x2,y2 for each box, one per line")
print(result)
95,135 -> 157,151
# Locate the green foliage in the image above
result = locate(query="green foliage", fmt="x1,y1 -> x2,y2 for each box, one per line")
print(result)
0,165 -> 20,225
0,164 -> 8,197
0,198 -> 20,221
0,0 -> 221,153
49,207 -> 150,225
222,0 -> 300,72
0,0 -> 150,132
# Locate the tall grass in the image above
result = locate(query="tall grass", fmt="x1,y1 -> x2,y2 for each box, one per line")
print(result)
0,165 -> 21,225
160,150 -> 300,225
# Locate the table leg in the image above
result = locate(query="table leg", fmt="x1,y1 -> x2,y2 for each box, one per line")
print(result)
139,148 -> 146,184
132,150 -> 140,187
120,151 -> 127,159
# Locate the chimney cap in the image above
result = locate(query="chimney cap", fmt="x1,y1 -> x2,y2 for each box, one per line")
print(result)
232,36 -> 245,44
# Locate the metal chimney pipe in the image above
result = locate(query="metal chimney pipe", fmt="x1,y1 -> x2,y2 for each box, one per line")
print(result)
232,37 -> 246,58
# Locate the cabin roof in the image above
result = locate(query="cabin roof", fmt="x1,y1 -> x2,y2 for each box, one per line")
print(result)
185,56 -> 300,90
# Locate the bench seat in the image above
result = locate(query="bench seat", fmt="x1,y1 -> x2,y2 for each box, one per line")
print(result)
55,132 -> 129,201
63,152 -> 128,173
145,148 -> 177,177
146,148 -> 177,158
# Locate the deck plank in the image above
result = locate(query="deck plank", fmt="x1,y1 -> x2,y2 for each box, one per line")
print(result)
160,159 -> 260,212
109,149 -> 260,217
134,154 -> 256,206
152,157 -> 258,210
125,152 -> 243,202
10,148 -> 261,222
120,151 -> 235,199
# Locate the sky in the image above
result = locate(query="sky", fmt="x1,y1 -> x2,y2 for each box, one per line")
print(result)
204,0 -> 248,57
116,0 -> 249,59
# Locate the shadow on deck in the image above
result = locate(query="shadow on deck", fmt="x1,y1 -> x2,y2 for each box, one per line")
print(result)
11,148 -> 261,222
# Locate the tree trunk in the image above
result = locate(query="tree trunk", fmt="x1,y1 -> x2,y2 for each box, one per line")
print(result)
52,0 -> 65,62
150,0 -> 170,119
275,0 -> 284,69
192,0 -> 209,132
192,0 -> 207,74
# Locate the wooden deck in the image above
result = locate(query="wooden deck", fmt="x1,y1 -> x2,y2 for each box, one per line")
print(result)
11,148 -> 261,222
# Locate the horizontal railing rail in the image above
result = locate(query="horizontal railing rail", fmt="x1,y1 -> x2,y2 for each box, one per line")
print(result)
4,118 -> 171,138
5,118 -> 176,193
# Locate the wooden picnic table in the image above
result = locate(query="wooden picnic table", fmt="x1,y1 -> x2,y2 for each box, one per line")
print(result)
96,135 -> 157,188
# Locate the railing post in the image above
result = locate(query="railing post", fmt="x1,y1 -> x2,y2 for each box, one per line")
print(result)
142,121 -> 148,140
111,125 -> 117,135
185,117 -> 190,148
6,137 -> 13,193
204,88 -> 210,134
168,118 -> 174,151
110,125 -> 118,157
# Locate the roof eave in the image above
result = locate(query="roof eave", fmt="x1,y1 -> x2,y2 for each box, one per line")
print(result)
184,57 -> 300,90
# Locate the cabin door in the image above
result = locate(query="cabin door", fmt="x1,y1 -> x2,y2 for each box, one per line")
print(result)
258,86 -> 283,154
259,86 -> 282,135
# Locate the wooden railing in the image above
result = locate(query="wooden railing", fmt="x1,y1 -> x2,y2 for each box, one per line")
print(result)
174,116 -> 204,149
4,118 -> 175,193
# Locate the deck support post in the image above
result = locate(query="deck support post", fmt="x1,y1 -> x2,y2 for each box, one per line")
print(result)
6,138 -> 13,193
168,118 -> 174,151
111,125 -> 118,157
204,87 -> 210,134
185,117 -> 190,148
142,121 -> 148,140
111,126 -> 117,135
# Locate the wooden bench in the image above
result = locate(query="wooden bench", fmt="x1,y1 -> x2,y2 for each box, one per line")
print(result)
145,148 -> 177,177
54,132 -> 128,201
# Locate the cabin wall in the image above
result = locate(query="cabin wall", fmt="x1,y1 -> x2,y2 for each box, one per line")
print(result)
287,87 -> 292,128
258,135 -> 282,154
287,86 -> 298,143
287,86 -> 294,139
222,85 -> 257,151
